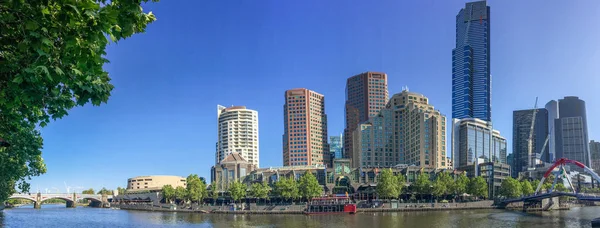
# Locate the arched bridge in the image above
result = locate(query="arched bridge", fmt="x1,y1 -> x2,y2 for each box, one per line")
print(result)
498,158 -> 600,210
8,193 -> 112,209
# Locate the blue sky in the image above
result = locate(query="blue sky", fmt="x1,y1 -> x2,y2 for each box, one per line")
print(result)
29,0 -> 600,193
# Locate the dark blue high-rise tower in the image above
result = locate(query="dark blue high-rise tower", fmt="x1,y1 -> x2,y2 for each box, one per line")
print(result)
452,1 -> 491,121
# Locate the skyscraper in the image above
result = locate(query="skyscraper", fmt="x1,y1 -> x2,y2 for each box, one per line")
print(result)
546,100 -> 559,162
554,96 -> 590,167
344,72 -> 389,162
352,90 -> 448,169
452,1 -> 491,121
512,108 -> 549,174
283,88 -> 329,167
590,140 -> 600,173
329,134 -> 343,160
452,118 -> 507,168
216,105 -> 259,167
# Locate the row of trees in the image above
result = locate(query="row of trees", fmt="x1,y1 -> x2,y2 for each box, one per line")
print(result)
498,175 -> 568,198
161,174 -> 207,204
81,187 -> 113,195
376,169 -> 489,200
163,172 -> 323,204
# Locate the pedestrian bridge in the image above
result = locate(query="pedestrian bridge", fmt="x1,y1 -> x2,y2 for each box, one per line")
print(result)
498,192 -> 600,208
8,193 -> 112,209
497,158 -> 600,210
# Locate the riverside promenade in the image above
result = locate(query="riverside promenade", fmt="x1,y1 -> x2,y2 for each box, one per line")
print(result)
112,200 -> 503,214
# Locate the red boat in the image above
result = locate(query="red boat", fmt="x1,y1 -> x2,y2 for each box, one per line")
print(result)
305,196 -> 357,215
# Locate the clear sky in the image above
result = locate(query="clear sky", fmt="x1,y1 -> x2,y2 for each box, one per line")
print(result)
29,0 -> 600,193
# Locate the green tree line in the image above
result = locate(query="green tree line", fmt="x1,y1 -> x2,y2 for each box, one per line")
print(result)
376,169 -> 488,201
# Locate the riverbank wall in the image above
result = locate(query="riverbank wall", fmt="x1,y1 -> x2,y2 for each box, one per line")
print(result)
113,201 -> 507,214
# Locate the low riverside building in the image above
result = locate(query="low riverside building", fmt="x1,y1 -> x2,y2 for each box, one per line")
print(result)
126,175 -> 187,193
211,152 -> 257,191
243,159 -> 461,197
458,162 -> 511,198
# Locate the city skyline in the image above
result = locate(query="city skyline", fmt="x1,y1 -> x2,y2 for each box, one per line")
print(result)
28,0 -> 600,192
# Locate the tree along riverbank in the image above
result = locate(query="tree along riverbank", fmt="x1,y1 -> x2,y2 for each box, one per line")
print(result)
112,200 -> 515,214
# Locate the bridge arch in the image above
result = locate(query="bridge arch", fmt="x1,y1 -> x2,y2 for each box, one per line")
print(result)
39,196 -> 74,203
534,158 -> 600,195
81,197 -> 102,202
7,196 -> 37,203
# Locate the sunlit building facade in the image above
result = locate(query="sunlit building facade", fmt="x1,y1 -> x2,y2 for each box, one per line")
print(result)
452,1 -> 491,121
353,90 -> 448,169
216,105 -> 259,167
283,88 -> 329,166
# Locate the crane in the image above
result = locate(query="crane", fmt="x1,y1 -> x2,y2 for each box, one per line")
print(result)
527,97 -> 539,171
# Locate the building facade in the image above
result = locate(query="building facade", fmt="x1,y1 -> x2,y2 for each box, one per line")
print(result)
352,90 -> 448,169
283,88 -> 329,167
546,100 -> 559,162
329,134 -> 343,160
590,140 -> 600,172
211,153 -> 256,191
507,153 -> 516,178
554,96 -> 590,167
452,1 -> 491,121
344,72 -> 389,162
243,160 -> 458,196
452,118 -> 507,169
216,105 -> 259,167
126,175 -> 187,192
512,108 -> 549,174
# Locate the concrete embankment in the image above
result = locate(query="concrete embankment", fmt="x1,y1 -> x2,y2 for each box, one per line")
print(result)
113,201 -> 508,214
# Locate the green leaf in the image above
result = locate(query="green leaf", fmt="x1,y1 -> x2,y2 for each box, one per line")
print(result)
41,7 -> 50,15
72,68 -> 83,75
25,21 -> 39,30
12,76 -> 23,84
36,66 -> 50,78
65,4 -> 80,15
113,25 -> 122,32
53,66 -> 64,76
41,38 -> 53,46
109,34 -> 117,42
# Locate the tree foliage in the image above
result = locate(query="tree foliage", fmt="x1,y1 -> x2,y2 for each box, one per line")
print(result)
468,176 -> 488,199
0,0 -> 158,202
396,173 -> 406,195
249,182 -> 270,202
499,177 -> 521,198
82,188 -> 95,194
274,177 -> 299,200
116,187 -> 126,195
377,168 -> 400,199
432,172 -> 453,199
413,172 -> 432,195
521,180 -> 534,196
161,185 -> 175,203
451,173 -> 469,196
186,174 -> 207,204
210,181 -> 220,201
228,181 -> 247,203
298,172 -> 322,200
175,186 -> 187,202
96,187 -> 112,195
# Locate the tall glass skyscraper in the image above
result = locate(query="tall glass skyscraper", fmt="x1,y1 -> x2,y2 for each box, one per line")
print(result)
329,135 -> 343,160
452,1 -> 491,121
554,96 -> 590,168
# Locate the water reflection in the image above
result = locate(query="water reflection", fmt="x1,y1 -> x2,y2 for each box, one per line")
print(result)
1,206 -> 599,227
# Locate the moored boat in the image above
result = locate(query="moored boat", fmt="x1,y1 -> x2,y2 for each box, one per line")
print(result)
305,196 -> 356,215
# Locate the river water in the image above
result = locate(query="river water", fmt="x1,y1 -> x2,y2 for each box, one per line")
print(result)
1,204 -> 599,228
